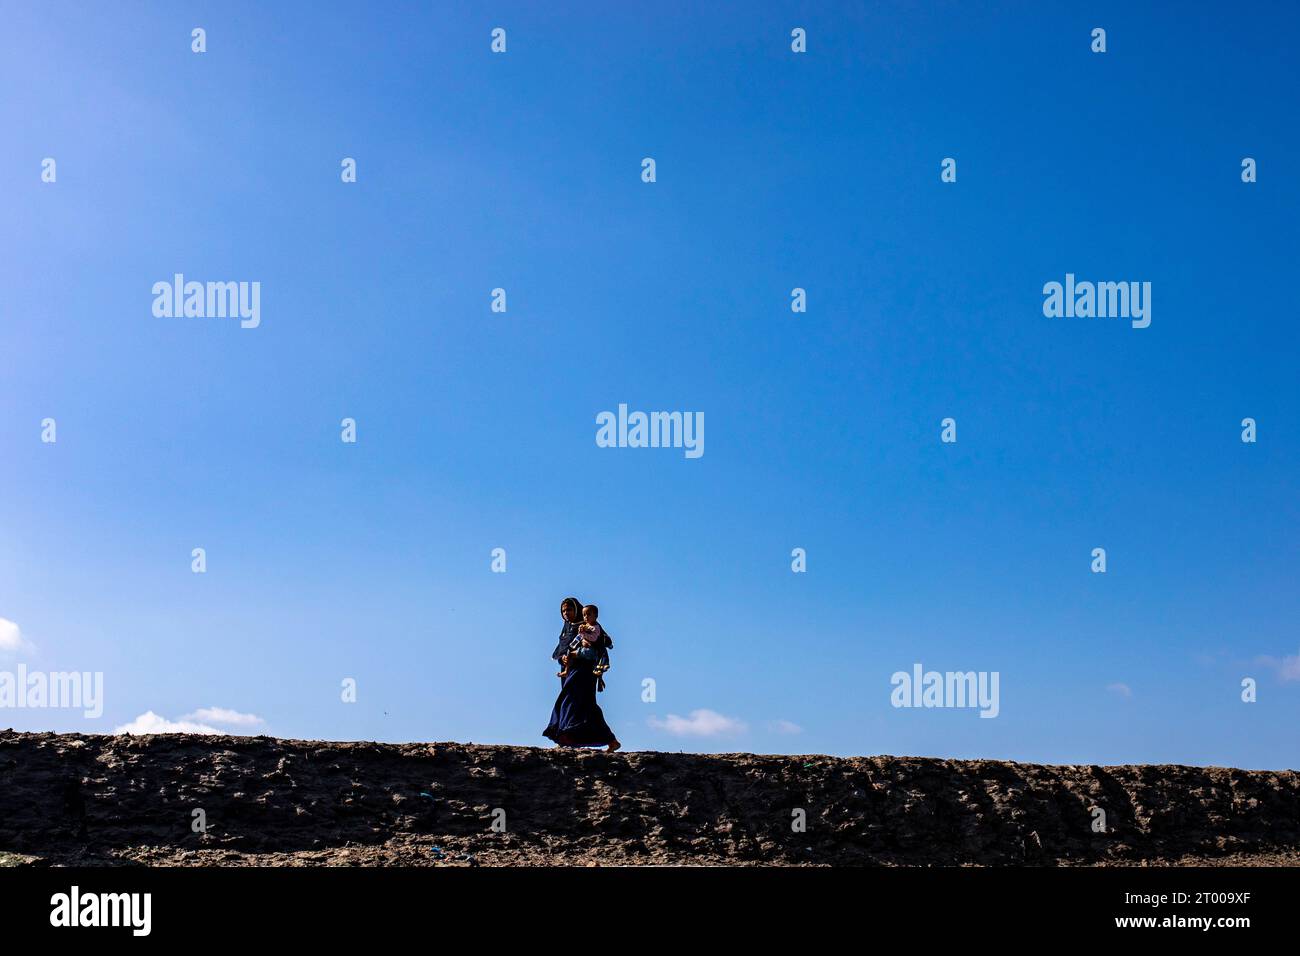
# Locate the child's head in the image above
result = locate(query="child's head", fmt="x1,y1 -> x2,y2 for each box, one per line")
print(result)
582,604 -> 599,624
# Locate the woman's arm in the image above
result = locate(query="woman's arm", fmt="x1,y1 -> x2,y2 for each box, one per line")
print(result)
552,625 -> 574,661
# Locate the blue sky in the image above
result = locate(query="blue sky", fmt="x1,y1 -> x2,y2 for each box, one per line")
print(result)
1,1 -> 1296,768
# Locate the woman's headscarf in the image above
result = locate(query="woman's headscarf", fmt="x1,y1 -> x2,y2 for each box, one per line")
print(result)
560,597 -> 582,622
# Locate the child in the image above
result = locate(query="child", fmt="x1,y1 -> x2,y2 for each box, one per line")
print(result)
577,604 -> 604,652
557,604 -> 613,680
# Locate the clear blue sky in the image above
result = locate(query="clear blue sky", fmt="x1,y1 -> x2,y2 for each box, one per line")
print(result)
2,1 -> 1296,768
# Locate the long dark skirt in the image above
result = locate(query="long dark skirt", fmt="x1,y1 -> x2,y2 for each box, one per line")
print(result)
543,662 -> 617,747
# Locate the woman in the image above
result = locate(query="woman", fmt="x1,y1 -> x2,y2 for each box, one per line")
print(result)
543,596 -> 621,751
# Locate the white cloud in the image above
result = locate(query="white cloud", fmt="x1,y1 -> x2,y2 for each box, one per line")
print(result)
183,707 -> 263,726
648,708 -> 747,737
113,706 -> 264,735
113,711 -> 224,735
1107,682 -> 1133,698
0,618 -> 33,654
768,719 -> 803,735
1258,650 -> 1300,682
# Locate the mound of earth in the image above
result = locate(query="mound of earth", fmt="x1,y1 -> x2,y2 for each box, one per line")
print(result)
1,731 -> 1296,866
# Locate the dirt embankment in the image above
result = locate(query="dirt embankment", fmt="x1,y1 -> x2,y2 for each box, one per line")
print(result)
1,731 -> 1297,866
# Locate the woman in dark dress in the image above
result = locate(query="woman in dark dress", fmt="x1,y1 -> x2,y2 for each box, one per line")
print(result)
543,596 -> 621,751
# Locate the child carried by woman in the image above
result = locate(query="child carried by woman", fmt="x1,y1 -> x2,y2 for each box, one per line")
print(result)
557,604 -> 613,683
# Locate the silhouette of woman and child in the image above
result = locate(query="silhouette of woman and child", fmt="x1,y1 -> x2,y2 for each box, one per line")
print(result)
543,596 -> 621,751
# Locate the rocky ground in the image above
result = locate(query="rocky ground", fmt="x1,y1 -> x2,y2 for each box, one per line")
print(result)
1,731 -> 1297,866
